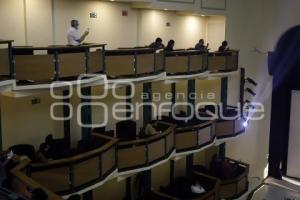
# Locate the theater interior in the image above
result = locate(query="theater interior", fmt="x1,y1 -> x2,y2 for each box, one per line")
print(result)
0,0 -> 300,200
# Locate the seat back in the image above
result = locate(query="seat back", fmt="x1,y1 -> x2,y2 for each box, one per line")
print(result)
8,144 -> 36,161
116,120 -> 136,141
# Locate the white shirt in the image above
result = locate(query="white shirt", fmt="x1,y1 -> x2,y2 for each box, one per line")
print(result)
67,27 -> 81,46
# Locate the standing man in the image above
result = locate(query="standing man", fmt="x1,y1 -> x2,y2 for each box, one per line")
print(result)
67,19 -> 89,46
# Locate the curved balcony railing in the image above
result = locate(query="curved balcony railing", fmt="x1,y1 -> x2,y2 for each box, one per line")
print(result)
207,50 -> 239,72
148,172 -> 220,200
0,40 -> 14,80
26,133 -> 118,195
214,108 -> 245,139
117,121 -> 175,173
165,50 -> 207,75
10,159 -> 63,200
105,48 -> 164,78
12,44 -> 106,84
217,158 -> 249,199
195,158 -> 249,199
199,106 -> 245,140
161,114 -> 215,154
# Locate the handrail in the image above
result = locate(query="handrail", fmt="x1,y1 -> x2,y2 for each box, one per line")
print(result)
12,43 -> 106,51
106,48 -> 157,55
165,49 -> 205,56
10,159 -> 63,200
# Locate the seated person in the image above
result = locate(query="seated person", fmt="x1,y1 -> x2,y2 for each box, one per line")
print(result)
144,122 -> 160,136
37,134 -> 56,162
165,40 -> 175,52
195,39 -> 209,53
218,40 -> 230,52
149,37 -> 165,49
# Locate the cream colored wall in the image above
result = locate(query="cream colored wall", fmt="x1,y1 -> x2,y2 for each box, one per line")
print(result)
25,0 -> 54,46
0,93 -> 64,150
0,0 -> 225,49
138,10 -> 207,48
206,16 -> 226,51
52,0 -> 139,49
0,0 -> 26,45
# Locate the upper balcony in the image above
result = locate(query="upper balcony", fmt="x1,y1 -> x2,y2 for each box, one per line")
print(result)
0,40 -> 240,91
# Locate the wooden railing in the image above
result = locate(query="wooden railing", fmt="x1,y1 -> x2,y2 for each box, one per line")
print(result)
26,133 -> 118,195
150,172 -> 220,200
217,158 -> 250,199
208,50 -> 239,72
12,44 -> 106,83
161,115 -> 216,154
105,48 -> 164,78
165,50 -> 207,75
10,159 -> 63,200
1,41 -> 240,84
117,121 -> 175,172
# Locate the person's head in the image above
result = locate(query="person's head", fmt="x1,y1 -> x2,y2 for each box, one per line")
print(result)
167,40 -> 175,47
71,20 -> 79,29
222,41 -> 228,47
199,39 -> 204,45
155,37 -> 163,44
67,194 -> 81,200
45,134 -> 53,145
31,188 -> 48,200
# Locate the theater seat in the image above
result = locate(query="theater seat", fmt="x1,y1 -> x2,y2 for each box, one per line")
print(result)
116,120 -> 136,141
8,144 -> 36,161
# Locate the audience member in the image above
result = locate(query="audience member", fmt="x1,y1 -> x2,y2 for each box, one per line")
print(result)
149,37 -> 165,49
165,40 -> 175,51
195,39 -> 209,53
218,41 -> 229,52
67,19 -> 89,46
37,134 -> 55,162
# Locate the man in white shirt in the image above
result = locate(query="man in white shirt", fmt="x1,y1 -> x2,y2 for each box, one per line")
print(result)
67,20 -> 89,46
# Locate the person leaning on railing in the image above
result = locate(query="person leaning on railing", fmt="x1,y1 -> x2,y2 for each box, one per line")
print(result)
149,37 -> 165,49
165,40 -> 175,52
67,19 -> 89,46
218,40 -> 230,52
195,39 -> 209,53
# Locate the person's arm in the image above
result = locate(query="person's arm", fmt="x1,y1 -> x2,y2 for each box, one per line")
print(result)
77,29 -> 89,43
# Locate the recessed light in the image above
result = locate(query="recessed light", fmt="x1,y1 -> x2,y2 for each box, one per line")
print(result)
201,14 -> 205,17
164,8 -> 168,11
